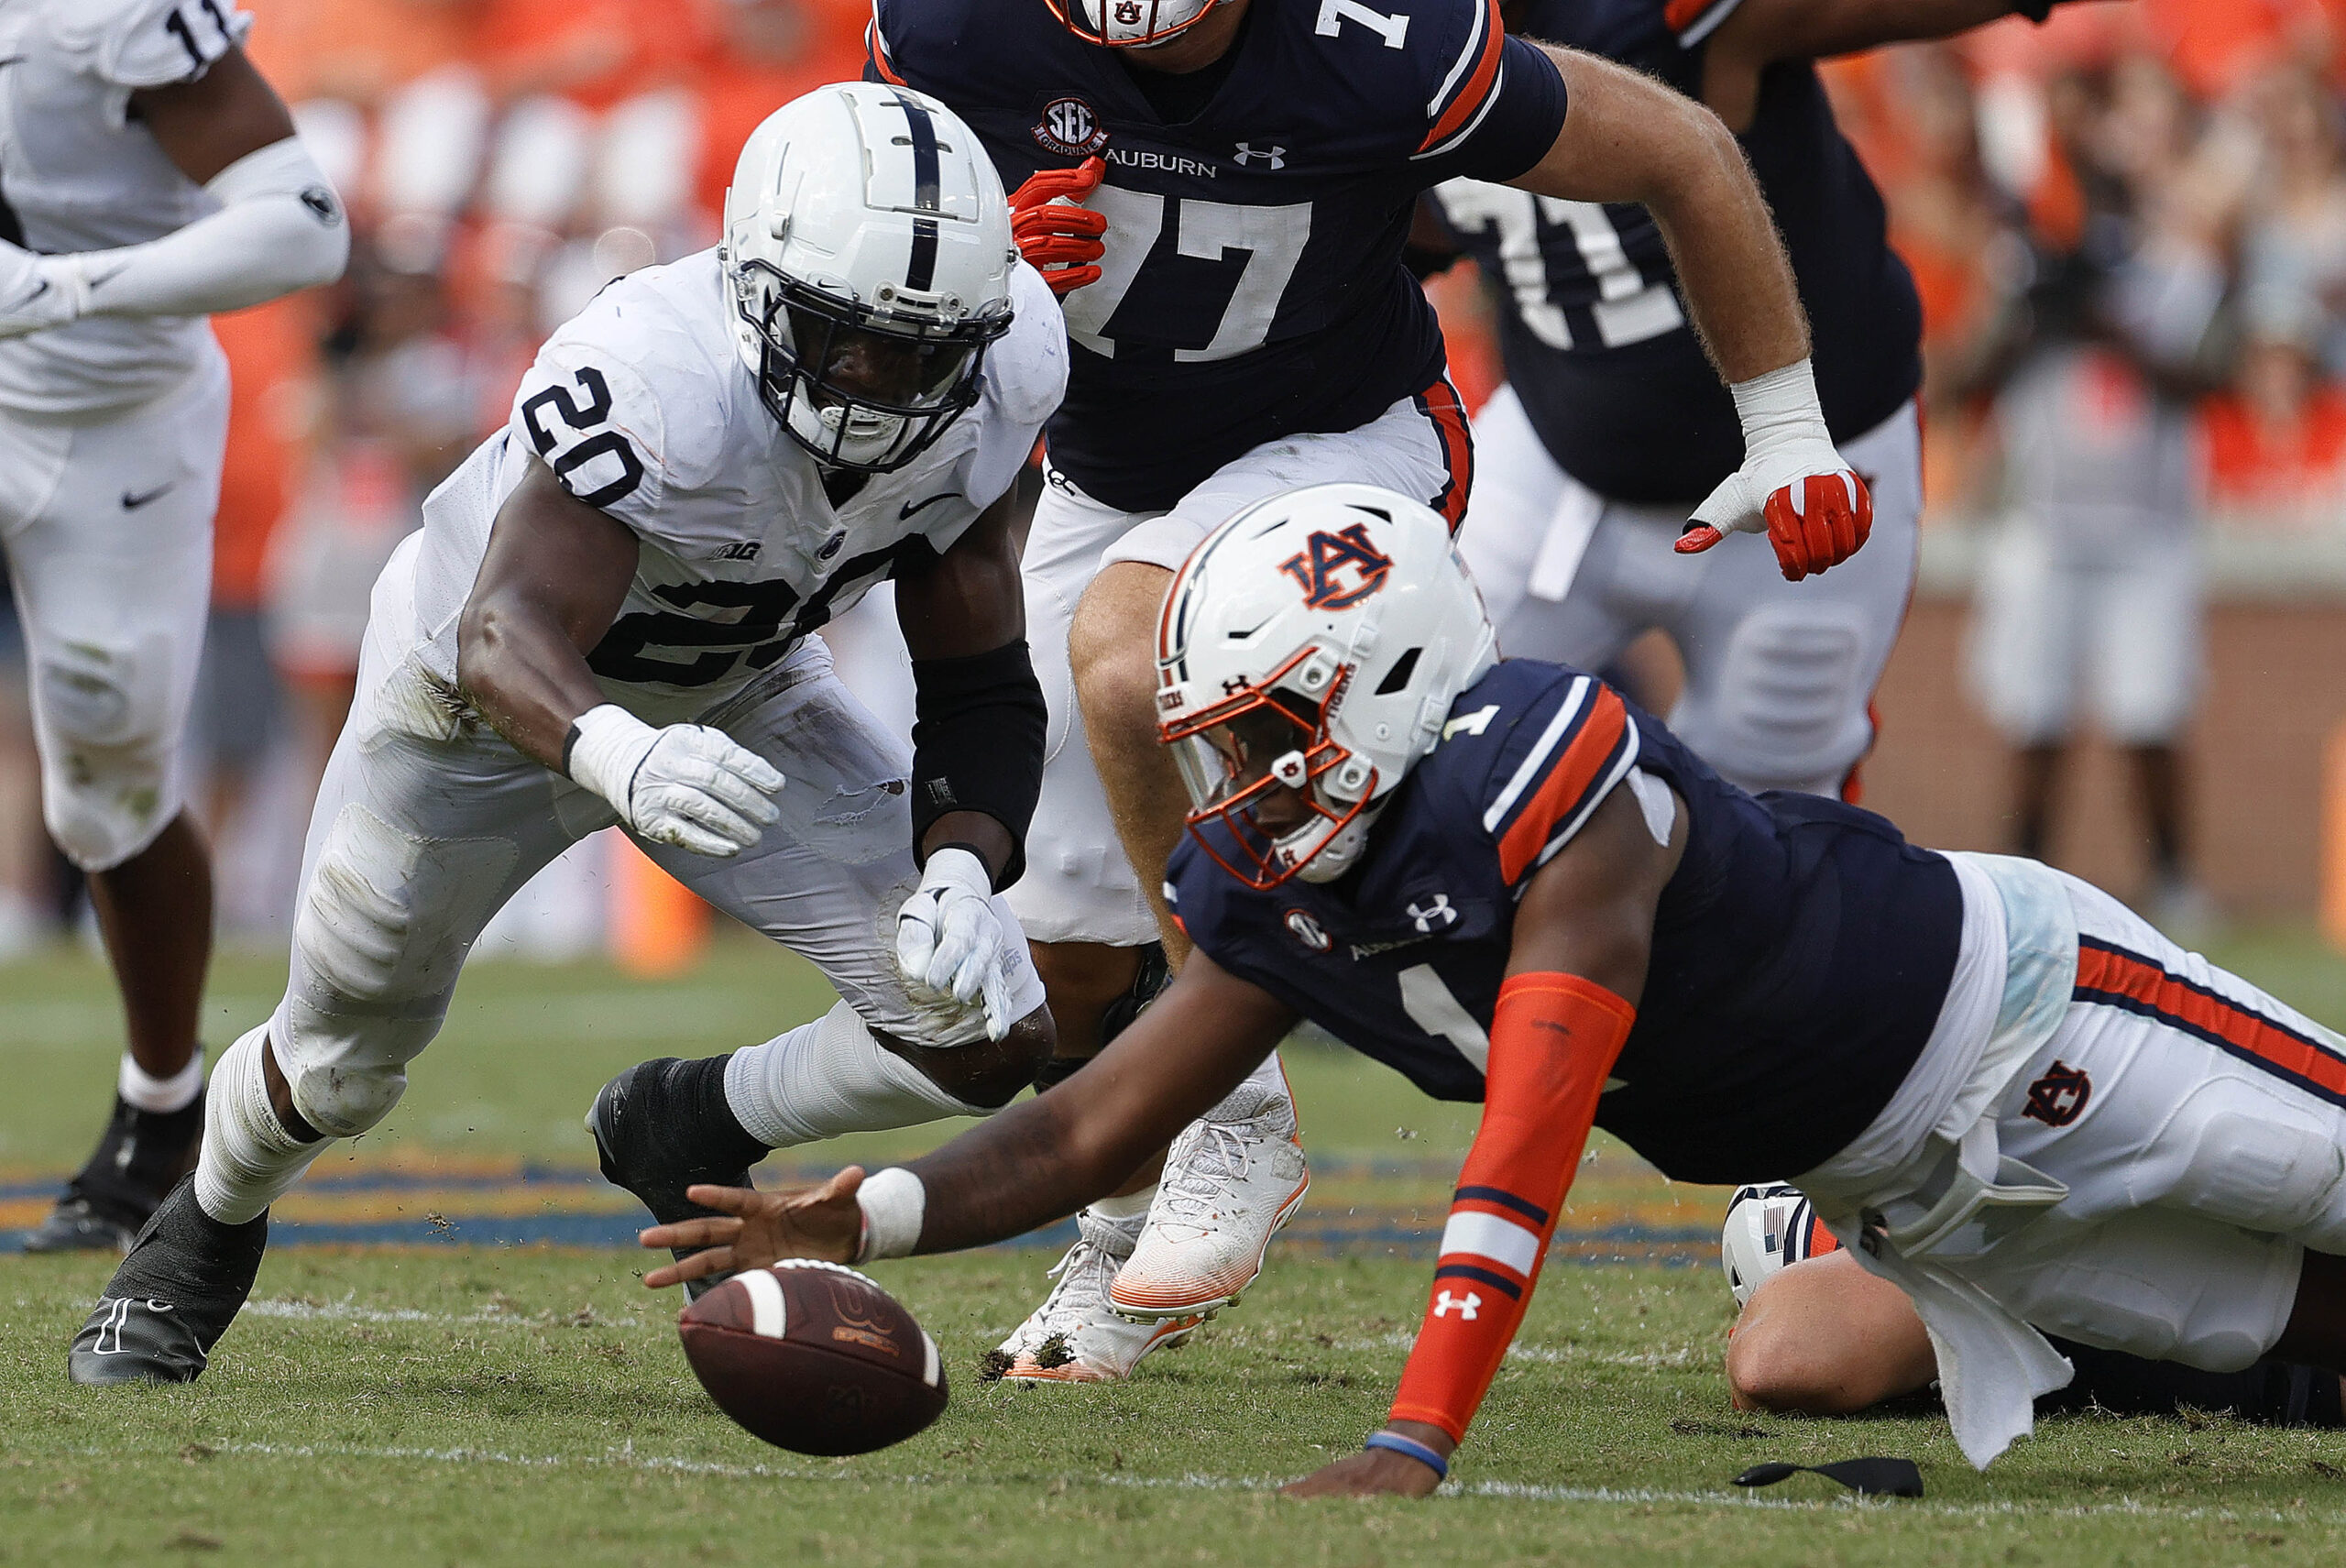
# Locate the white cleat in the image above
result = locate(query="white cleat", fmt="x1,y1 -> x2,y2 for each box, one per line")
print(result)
988,1210 -> 1200,1383
1110,1092 -> 1310,1322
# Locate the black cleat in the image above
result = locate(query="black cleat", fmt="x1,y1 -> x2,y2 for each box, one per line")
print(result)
588,1056 -> 767,1300
69,1177 -> 268,1386
25,1086 -> 207,1255
1098,941 -> 1172,1048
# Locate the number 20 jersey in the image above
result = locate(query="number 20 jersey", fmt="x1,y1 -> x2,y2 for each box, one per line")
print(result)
407,251 -> 1069,727
1431,0 -> 1921,506
871,0 -> 1568,513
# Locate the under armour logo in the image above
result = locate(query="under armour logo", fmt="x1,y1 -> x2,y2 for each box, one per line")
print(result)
1233,143 -> 1287,170
1432,1289 -> 1480,1321
1407,895 -> 1456,933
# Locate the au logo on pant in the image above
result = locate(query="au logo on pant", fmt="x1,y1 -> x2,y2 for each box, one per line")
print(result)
2020,1060 -> 2091,1127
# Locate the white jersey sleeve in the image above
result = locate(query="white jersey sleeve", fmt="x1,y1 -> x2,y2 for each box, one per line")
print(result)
48,0 -> 253,96
944,260 -> 1068,525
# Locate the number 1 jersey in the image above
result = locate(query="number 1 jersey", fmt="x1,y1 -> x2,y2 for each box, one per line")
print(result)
406,250 -> 1068,727
871,0 -> 1568,512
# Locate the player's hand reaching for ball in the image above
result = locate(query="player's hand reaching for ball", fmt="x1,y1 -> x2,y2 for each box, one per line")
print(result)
896,847 -> 1016,1040
0,237 -> 88,340
1282,1424 -> 1453,1499
1008,156 -> 1107,297
565,704 -> 783,858
639,1171 -> 865,1288
1673,358 -> 1872,582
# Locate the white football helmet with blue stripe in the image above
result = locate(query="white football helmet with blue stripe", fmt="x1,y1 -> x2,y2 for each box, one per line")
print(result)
721,83 -> 1015,472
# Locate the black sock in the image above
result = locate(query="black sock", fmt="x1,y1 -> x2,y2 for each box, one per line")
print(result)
678,1054 -> 771,1175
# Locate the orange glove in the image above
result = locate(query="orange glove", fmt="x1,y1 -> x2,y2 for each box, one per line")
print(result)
1672,358 -> 1874,582
1009,157 -> 1108,298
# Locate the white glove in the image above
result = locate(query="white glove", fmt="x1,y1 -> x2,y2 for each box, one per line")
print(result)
0,240 -> 89,341
565,704 -> 783,858
1674,357 -> 1873,582
895,846 -> 1014,1042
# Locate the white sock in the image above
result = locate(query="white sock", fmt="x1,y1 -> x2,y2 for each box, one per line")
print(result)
193,1025 -> 330,1225
119,1048 -> 205,1114
1204,1050 -> 1294,1129
723,1001 -> 986,1150
1087,1186 -> 1156,1222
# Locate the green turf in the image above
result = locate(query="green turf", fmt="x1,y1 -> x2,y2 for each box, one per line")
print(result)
8,927 -> 2346,1563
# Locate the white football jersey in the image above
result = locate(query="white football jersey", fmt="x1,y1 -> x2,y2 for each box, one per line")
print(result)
411,249 -> 1068,727
0,0 -> 251,416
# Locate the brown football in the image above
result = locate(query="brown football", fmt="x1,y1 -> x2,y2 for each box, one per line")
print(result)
677,1260 -> 948,1456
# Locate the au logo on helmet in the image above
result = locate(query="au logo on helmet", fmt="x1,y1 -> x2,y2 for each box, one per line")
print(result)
1277,523 -> 1395,610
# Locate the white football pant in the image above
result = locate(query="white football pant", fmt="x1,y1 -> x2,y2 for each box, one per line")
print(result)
0,351 -> 225,870
1456,391 -> 1922,798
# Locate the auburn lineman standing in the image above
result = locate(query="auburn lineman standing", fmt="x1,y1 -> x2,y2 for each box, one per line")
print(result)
871,0 -> 1875,1381
1,0 -> 349,1252
1435,0 -> 2072,799
70,84 -> 1067,1383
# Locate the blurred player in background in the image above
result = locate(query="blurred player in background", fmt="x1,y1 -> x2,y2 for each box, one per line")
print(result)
872,0 -> 1874,1383
1721,1181 -> 2346,1428
1433,0 -> 2080,803
1967,52 -> 2233,932
3,0 -> 349,1252
69,84 -> 1068,1386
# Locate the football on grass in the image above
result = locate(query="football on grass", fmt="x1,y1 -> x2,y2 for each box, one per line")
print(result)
678,1259 -> 947,1455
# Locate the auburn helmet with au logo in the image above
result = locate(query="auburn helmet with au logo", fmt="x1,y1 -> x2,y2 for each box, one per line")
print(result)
1157,484 -> 1497,888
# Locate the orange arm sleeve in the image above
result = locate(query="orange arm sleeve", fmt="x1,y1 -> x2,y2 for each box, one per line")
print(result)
1387,971 -> 1634,1442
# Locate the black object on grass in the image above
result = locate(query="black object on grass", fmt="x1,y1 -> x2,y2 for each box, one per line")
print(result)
1732,1458 -> 1924,1497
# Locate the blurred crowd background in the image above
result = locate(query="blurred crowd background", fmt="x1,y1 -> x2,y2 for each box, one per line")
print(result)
0,0 -> 2339,960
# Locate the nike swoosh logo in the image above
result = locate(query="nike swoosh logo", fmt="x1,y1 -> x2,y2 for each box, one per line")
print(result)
121,483 -> 175,510
899,493 -> 957,521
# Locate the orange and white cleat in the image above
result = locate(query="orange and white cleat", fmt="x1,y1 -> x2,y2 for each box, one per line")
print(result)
990,1210 -> 1200,1383
1109,1087 -> 1310,1322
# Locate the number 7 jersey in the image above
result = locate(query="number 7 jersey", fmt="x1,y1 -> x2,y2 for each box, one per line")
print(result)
406,249 -> 1068,727
870,0 -> 1568,512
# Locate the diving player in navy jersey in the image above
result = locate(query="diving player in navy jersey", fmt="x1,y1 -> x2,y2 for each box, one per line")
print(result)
1435,0 -> 2072,800
641,486 -> 2346,1496
870,0 -> 1876,1377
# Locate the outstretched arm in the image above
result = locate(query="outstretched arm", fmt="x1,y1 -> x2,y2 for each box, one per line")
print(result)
1699,0 -> 2062,131
1503,49 -> 1869,580
1287,780 -> 1684,1499
639,953 -> 1297,1285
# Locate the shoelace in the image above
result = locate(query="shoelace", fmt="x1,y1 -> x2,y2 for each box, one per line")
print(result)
1020,1227 -> 1132,1343
1155,1122 -> 1256,1228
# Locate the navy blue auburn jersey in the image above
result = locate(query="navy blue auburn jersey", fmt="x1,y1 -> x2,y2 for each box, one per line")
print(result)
1428,0 -> 1921,506
1168,658 -> 1962,1183
870,0 -> 1568,513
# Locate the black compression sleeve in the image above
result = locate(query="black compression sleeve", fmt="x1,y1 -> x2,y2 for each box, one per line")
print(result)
910,639 -> 1047,890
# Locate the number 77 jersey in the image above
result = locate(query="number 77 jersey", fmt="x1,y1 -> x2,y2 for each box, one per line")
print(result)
869,0 -> 1569,513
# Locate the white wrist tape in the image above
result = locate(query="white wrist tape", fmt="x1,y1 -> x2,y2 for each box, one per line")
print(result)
1727,356 -> 1831,460
564,703 -> 657,805
71,135 -> 347,320
854,1167 -> 926,1262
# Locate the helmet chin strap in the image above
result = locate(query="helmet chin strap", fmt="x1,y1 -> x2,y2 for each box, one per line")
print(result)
1288,798 -> 1383,884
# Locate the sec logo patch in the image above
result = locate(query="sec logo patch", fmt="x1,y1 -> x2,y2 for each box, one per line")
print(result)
1285,909 -> 1331,952
1034,96 -> 1109,158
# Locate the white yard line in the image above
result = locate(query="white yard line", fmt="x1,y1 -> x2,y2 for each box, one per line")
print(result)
157,1441 -> 2346,1527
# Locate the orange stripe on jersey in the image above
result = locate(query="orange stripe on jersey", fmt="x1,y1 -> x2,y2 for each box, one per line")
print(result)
1418,0 -> 1506,156
1663,0 -> 1726,34
1496,685 -> 1629,885
2075,938 -> 2346,1105
1415,377 -> 1474,531
867,19 -> 906,84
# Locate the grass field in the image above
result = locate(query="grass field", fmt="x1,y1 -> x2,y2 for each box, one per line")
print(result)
7,928 -> 2346,1564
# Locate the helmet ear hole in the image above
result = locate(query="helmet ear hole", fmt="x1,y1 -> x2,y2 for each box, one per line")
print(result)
1373,647 -> 1422,696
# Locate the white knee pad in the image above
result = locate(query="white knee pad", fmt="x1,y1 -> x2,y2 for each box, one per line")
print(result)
195,1025 -> 329,1225
282,802 -> 518,1136
35,632 -> 183,871
723,1001 -> 991,1150
1676,604 -> 1871,795
2135,1087 -> 2346,1245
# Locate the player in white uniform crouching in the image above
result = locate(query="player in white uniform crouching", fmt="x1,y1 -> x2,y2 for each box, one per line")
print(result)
68,82 -> 1065,1383
0,0 -> 349,1252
